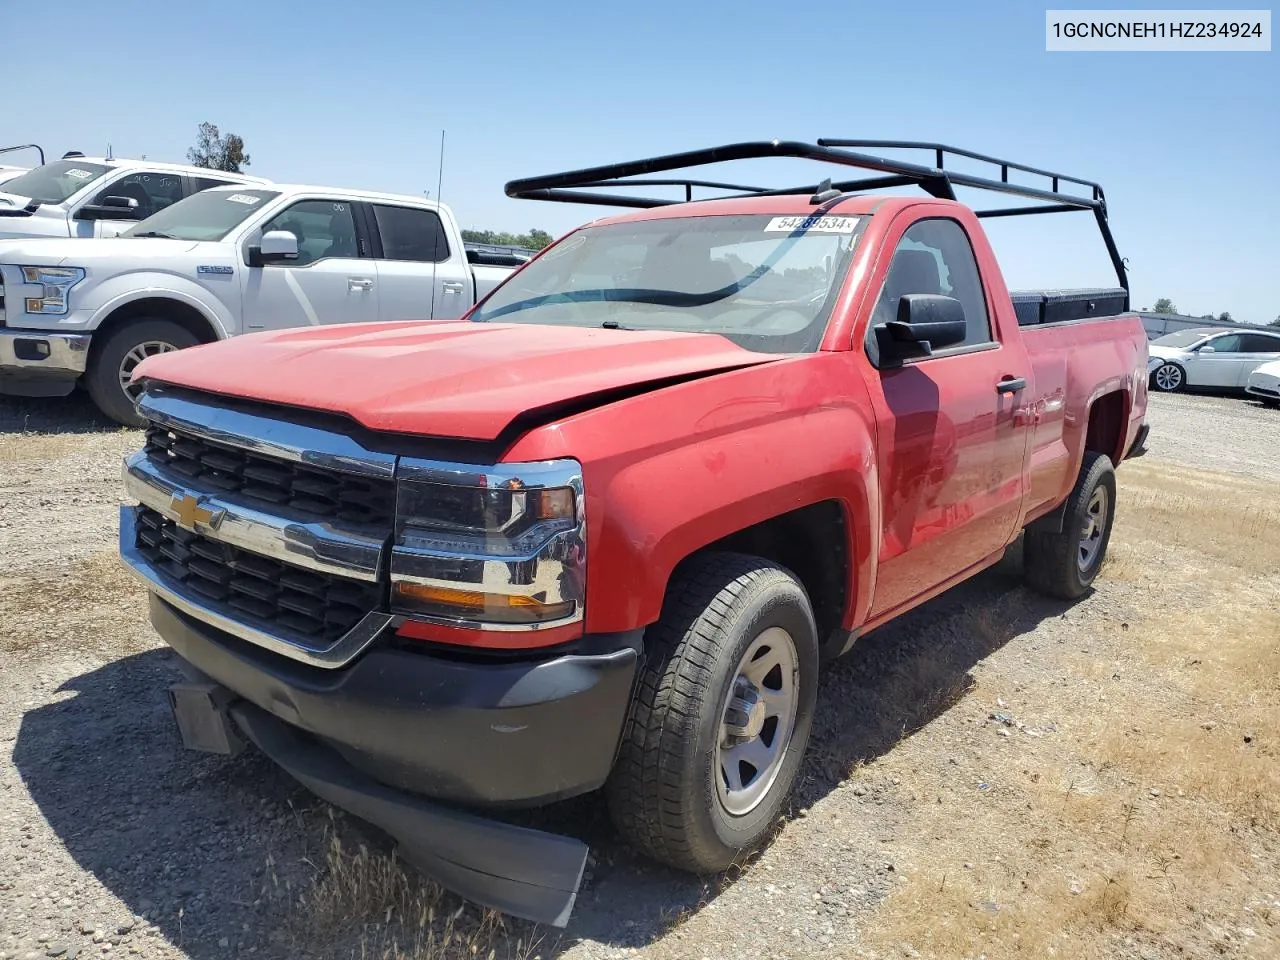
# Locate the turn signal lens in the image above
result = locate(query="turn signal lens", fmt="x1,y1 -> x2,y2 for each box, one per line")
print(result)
393,581 -> 575,624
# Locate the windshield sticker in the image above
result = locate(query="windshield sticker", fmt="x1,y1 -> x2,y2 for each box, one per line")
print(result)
65,168 -> 96,180
226,194 -> 262,205
764,215 -> 859,234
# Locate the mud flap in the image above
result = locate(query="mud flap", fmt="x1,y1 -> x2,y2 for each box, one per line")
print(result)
168,682 -> 245,756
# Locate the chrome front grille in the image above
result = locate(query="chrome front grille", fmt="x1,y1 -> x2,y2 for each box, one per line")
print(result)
134,506 -> 382,643
144,424 -> 395,527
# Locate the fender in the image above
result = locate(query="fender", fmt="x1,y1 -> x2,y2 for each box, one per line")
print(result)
88,273 -> 236,339
505,353 -> 880,635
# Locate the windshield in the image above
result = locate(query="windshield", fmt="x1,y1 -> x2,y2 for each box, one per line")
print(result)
122,188 -> 281,241
0,160 -> 111,204
471,214 -> 865,354
1152,330 -> 1216,347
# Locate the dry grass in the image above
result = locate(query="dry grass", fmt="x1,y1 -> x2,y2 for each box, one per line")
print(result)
294,827 -> 544,960
861,463 -> 1280,959
0,548 -> 149,654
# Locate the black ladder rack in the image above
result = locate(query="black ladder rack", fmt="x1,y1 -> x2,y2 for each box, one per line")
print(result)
504,138 -> 1127,294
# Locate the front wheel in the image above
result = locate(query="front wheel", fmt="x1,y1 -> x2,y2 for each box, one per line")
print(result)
1150,362 -> 1186,393
606,553 -> 819,874
86,319 -> 198,426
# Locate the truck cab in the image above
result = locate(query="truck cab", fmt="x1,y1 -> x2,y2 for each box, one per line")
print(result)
0,155 -> 269,241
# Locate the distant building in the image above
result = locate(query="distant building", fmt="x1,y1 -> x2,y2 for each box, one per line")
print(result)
1136,311 -> 1250,339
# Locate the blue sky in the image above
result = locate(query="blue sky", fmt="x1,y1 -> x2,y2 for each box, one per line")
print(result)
4,1 -> 1276,322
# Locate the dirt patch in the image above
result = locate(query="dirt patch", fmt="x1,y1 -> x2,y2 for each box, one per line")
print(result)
0,392 -> 1277,960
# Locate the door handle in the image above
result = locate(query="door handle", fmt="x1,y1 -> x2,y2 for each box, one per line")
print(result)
348,278 -> 374,291
442,281 -> 465,294
996,376 -> 1027,394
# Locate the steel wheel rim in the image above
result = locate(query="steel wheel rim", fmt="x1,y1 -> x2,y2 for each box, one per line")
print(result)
1078,485 -> 1109,572
715,626 -> 800,817
1154,364 -> 1181,391
119,341 -> 178,398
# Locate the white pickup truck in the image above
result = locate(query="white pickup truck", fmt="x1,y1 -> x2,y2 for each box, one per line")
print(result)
0,183 -> 521,424
0,154 -> 268,242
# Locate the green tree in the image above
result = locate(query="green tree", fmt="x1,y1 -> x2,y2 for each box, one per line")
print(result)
1218,312 -> 1232,323
1269,314 -> 1280,328
461,228 -> 554,250
187,122 -> 250,173
1152,297 -> 1176,314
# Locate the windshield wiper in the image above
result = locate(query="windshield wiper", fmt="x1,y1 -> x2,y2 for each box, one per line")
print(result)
130,231 -> 178,239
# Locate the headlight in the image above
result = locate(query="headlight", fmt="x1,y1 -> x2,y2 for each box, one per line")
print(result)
21,265 -> 85,315
389,458 -> 586,632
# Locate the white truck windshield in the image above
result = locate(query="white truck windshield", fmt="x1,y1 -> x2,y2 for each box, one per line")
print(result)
122,189 -> 282,241
2,160 -> 111,203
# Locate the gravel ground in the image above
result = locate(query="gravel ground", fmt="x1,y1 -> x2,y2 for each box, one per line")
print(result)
0,389 -> 1276,960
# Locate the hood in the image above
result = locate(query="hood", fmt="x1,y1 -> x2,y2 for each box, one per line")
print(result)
0,190 -> 35,210
135,321 -> 786,441
0,236 -> 202,264
1146,343 -> 1191,362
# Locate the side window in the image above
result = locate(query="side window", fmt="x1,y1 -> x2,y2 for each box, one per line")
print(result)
1240,334 -> 1280,354
871,218 -> 992,349
371,204 -> 449,263
259,200 -> 359,266
1207,334 -> 1241,352
93,171 -> 184,219
190,175 -> 240,195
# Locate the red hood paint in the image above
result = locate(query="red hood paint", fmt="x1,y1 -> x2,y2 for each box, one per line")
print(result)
134,321 -> 783,440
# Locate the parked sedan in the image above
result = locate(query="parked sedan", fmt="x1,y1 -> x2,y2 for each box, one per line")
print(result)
1147,327 -> 1280,393
1246,359 -> 1280,407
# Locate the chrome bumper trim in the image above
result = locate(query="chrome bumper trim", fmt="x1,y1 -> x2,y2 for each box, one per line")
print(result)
0,329 -> 91,374
122,451 -> 385,582
120,506 -> 392,669
137,386 -> 397,481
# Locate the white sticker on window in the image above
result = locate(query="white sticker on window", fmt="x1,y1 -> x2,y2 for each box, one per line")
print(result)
764,215 -> 859,234
65,168 -> 95,180
226,194 -> 262,205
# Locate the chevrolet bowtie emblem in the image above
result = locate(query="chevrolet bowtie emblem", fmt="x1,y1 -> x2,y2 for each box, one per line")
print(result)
170,492 -> 225,531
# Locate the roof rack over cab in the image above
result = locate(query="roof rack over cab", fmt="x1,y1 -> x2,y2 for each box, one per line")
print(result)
504,138 -> 1128,295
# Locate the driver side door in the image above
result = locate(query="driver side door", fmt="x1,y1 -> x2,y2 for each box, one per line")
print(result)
74,170 -> 185,238
1184,333 -> 1243,388
239,198 -> 380,333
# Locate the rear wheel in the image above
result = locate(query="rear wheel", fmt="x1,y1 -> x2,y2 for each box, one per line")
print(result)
606,553 -> 819,874
1023,451 -> 1117,600
86,318 -> 197,426
1150,362 -> 1185,393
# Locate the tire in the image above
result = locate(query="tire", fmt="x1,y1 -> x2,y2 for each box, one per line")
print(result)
86,319 -> 198,427
606,552 -> 819,874
1150,362 -> 1186,393
1023,451 -> 1117,600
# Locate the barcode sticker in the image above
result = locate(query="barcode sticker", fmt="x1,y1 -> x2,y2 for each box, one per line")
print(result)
764,215 -> 859,234
65,168 -> 95,180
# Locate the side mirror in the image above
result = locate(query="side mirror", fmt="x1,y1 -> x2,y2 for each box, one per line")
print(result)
75,196 -> 140,221
247,230 -> 299,267
1197,345 -> 1216,354
873,294 -> 968,367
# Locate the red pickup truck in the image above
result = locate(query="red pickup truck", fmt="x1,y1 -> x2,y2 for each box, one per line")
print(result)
118,140 -> 1149,927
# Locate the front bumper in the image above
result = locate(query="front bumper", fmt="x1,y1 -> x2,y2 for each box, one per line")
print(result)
1246,375 -> 1280,402
148,592 -> 640,807
143,589 -> 640,926
0,328 -> 91,396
